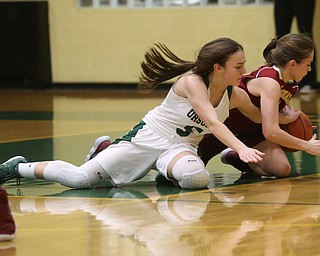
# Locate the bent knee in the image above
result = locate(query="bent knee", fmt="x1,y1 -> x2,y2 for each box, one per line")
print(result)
171,155 -> 209,189
267,162 -> 291,178
179,169 -> 210,189
276,162 -> 291,177
57,170 -> 91,188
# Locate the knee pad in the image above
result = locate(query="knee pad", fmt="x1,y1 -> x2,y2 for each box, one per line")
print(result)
57,170 -> 91,189
172,155 -> 209,189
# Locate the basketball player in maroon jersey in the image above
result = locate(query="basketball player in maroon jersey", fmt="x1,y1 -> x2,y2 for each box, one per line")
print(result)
199,33 -> 317,178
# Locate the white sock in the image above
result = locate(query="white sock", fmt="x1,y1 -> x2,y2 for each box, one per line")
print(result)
18,163 -> 37,178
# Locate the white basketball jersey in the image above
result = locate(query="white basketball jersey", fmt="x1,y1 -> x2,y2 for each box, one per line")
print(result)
143,87 -> 230,147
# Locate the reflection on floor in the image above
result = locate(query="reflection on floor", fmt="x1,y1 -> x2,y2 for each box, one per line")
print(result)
1,89 -> 320,256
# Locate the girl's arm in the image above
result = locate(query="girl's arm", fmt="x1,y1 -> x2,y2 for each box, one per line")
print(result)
230,86 -> 299,124
229,86 -> 262,123
178,75 -> 264,163
250,77 -> 320,154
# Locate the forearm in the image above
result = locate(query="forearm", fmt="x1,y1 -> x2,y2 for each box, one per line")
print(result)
263,126 -> 309,151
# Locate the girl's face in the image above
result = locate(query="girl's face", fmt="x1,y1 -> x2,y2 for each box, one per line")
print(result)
290,51 -> 314,82
219,50 -> 247,86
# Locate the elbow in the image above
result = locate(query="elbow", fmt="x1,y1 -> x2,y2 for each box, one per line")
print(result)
263,128 -> 279,142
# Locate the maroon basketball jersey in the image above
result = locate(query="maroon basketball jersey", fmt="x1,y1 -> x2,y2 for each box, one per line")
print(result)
240,64 -> 299,111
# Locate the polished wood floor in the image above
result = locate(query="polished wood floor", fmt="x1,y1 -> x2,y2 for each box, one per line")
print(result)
1,89 -> 320,256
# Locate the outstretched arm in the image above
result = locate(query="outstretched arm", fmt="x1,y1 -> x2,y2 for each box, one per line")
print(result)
229,86 -> 262,123
178,75 -> 264,163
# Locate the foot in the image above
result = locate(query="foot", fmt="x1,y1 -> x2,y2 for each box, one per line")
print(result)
220,148 -> 255,175
0,156 -> 27,184
85,136 -> 112,162
220,148 -> 233,165
0,187 -> 16,241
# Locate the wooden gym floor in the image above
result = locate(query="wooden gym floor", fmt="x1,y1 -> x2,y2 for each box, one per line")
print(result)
0,88 -> 320,256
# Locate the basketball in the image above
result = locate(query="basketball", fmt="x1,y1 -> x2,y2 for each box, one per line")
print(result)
280,112 -> 313,152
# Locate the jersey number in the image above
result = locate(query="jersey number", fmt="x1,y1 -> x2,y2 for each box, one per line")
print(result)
176,125 -> 203,137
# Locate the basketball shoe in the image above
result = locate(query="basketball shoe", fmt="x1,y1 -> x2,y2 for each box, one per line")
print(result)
220,148 -> 254,174
0,156 -> 27,184
85,136 -> 112,162
220,148 -> 234,165
0,187 -> 16,241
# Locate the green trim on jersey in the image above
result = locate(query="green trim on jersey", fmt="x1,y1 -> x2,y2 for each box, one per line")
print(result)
113,120 -> 146,144
202,75 -> 233,99
202,75 -> 209,89
227,85 -> 233,99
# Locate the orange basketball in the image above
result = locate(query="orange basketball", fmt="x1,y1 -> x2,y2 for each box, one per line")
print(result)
280,112 -> 313,152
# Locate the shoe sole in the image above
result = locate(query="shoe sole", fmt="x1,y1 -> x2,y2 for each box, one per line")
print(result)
0,233 -> 16,242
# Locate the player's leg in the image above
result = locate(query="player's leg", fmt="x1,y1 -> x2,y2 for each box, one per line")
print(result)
155,134 -> 225,187
251,140 -> 291,177
157,146 -> 210,190
0,157 -> 109,188
222,140 -> 291,177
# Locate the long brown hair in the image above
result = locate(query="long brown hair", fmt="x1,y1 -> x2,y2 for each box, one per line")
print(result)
139,38 -> 244,91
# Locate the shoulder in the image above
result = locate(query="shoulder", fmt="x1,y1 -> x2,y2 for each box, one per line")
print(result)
174,74 -> 207,97
231,86 -> 246,99
257,65 -> 278,76
229,86 -> 247,108
244,65 -> 279,82
249,76 -> 280,88
247,77 -> 281,101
